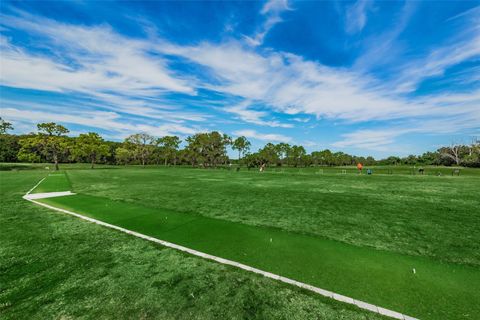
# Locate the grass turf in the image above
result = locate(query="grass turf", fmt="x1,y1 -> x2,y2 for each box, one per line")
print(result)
32,171 -> 480,319
1,170 -> 384,320
29,173 -> 72,193
67,166 -> 480,266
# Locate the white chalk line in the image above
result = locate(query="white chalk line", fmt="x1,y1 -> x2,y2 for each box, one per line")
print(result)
24,191 -> 76,200
23,179 -> 418,320
25,177 -> 46,195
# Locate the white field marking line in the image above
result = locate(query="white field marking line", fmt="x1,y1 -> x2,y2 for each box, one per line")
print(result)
24,191 -> 76,200
22,187 -> 418,320
25,177 -> 46,195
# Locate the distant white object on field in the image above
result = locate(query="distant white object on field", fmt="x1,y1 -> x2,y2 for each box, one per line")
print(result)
413,268 -> 416,274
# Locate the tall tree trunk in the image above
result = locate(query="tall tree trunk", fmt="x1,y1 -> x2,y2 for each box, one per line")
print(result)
164,157 -> 168,166
91,157 -> 95,169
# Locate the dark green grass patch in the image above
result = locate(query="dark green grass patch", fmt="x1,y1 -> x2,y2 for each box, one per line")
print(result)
29,172 -> 71,193
38,191 -> 480,320
1,170 -> 384,320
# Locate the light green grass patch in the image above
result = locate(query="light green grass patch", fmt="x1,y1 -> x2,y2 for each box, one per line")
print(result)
29,172 -> 71,194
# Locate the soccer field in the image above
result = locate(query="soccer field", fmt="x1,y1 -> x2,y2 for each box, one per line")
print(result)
2,166 -> 480,319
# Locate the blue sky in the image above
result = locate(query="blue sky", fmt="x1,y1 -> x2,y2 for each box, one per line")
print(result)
0,0 -> 479,158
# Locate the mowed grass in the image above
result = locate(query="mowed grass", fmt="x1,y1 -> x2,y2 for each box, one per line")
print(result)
30,173 -> 72,193
1,170 -> 384,320
68,166 -> 480,266
39,190 -> 480,319
3,166 -> 480,319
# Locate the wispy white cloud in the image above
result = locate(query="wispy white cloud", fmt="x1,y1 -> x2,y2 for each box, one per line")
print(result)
1,107 -> 198,138
344,0 -> 373,34
332,91 -> 480,151
0,24 -> 193,95
0,9 -> 479,151
445,5 -> 480,22
0,11 -> 195,119
223,100 -> 292,128
244,0 -> 291,46
233,129 -> 292,143
291,117 -> 310,123
353,1 -> 416,71
332,129 -> 401,152
169,41 -> 473,123
393,27 -> 480,93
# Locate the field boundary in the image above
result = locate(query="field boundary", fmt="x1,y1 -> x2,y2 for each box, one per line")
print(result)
23,183 -> 418,320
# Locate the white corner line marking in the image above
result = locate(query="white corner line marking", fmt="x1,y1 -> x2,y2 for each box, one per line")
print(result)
23,180 -> 418,320
25,177 -> 46,195
24,191 -> 76,200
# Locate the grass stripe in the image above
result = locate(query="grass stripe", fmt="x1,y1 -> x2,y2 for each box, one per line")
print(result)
25,195 -> 414,320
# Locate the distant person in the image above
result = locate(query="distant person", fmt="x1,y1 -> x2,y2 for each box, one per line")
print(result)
260,163 -> 266,172
356,163 -> 363,174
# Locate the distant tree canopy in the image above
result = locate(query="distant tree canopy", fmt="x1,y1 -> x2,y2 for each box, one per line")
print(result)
0,117 -> 18,162
156,136 -> 182,166
185,132 -> 231,167
1,119 -> 479,169
73,133 -> 110,168
18,123 -> 70,170
0,117 -> 14,135
123,133 -> 156,166
232,136 -> 251,161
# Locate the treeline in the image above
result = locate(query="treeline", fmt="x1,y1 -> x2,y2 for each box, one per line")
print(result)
0,118 -> 479,169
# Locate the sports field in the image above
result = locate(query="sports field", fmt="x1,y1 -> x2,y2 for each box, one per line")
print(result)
2,165 -> 479,319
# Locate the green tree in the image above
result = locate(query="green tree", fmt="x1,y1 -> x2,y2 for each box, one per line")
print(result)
313,149 -> 334,166
157,136 -> 182,166
288,145 -> 306,167
115,147 -> 132,165
257,143 -> 279,166
0,118 -> 20,162
275,143 -> 291,166
18,123 -> 70,170
17,136 -> 42,163
243,152 -> 263,169
232,136 -> 251,163
0,135 -> 20,162
185,132 -> 231,167
124,133 -> 155,166
0,117 -> 14,134
74,132 -> 110,168
365,156 -> 376,166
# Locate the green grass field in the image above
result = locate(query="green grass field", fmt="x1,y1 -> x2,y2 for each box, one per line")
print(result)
2,170 -> 384,320
2,165 -> 480,319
